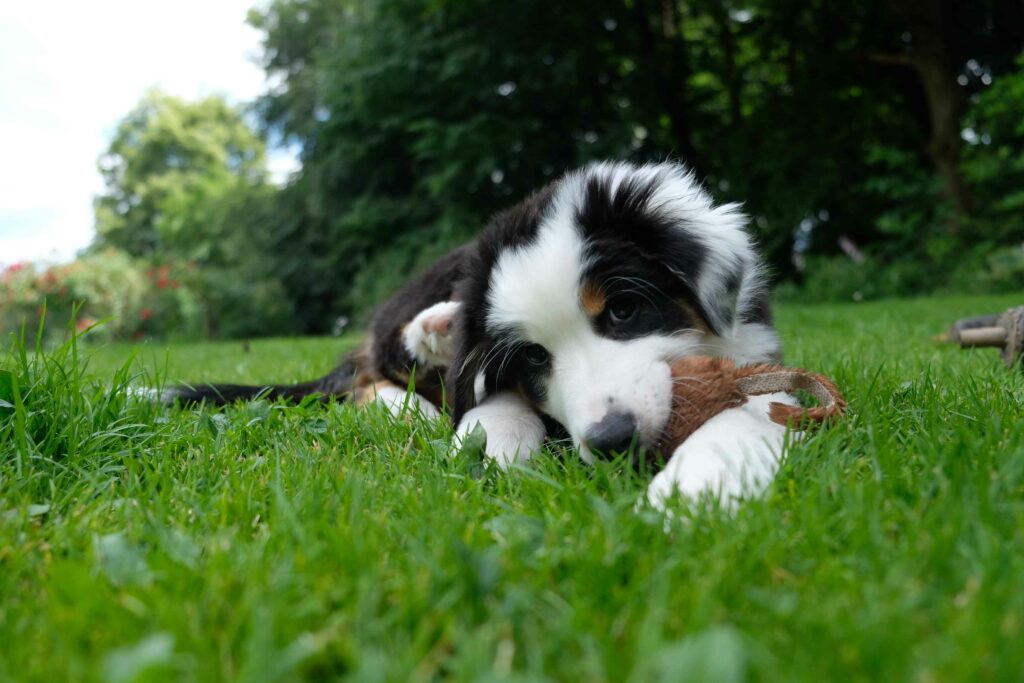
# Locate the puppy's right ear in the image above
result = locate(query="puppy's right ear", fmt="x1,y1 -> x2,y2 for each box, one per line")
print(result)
446,316 -> 484,426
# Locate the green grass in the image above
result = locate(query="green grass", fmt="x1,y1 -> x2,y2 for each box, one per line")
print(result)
2,294 -> 1024,682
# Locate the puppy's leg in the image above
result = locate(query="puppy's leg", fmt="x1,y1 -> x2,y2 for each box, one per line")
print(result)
646,392 -> 798,511
356,381 -> 441,420
402,301 -> 462,369
456,391 -> 545,468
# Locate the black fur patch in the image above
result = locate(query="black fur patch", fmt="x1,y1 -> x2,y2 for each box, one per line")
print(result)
739,287 -> 773,326
477,332 -> 552,408
574,173 -> 708,290
448,183 -> 558,422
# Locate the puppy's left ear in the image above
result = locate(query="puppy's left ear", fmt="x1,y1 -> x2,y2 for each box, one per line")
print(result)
665,202 -> 759,337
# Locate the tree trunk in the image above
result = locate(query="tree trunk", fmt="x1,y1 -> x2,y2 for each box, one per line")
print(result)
917,57 -> 973,225
871,0 -> 972,233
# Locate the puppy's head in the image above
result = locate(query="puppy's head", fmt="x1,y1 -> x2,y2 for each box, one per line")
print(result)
450,161 -> 780,462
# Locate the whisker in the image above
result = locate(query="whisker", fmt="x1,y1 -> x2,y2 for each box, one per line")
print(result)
479,335 -> 519,377
496,339 -> 528,378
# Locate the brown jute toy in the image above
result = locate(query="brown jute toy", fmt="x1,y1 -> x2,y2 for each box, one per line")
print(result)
936,305 -> 1024,369
654,357 -> 847,463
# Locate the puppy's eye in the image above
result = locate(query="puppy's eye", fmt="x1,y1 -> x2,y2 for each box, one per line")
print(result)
523,344 -> 550,367
608,298 -> 639,325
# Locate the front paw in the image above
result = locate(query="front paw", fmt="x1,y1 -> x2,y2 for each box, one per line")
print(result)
456,394 -> 545,468
366,384 -> 441,420
403,300 -> 461,369
645,393 -> 794,511
645,454 -> 748,511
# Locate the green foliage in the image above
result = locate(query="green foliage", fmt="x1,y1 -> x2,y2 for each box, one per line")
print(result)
4,295 -> 1024,679
782,244 -> 1024,305
950,244 -> 1024,295
962,53 -> 1024,246
862,145 -> 947,247
248,0 -> 656,326
94,90 -> 267,259
197,266 -> 294,339
973,244 -> 1024,292
804,53 -> 1024,305
0,90 -> 306,342
0,248 -> 294,344
0,251 -> 152,342
777,255 -> 942,304
0,263 -> 46,335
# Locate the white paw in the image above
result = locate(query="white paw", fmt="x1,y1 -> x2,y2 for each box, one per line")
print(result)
372,386 -> 441,420
403,300 -> 462,369
126,386 -> 162,401
456,392 -> 545,468
646,392 -> 797,511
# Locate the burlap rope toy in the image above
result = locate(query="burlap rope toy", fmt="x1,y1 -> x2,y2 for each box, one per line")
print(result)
654,357 -> 847,464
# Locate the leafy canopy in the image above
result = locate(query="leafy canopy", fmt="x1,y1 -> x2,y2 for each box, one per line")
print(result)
94,90 -> 268,262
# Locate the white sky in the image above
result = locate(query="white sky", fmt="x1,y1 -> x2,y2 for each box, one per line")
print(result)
0,1 -> 298,267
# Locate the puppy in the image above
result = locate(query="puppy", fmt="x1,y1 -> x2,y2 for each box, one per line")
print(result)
169,161 -> 783,504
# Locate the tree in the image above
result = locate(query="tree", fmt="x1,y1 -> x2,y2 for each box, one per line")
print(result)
866,0 -> 1024,232
244,0 -> 1024,324
248,0 -> 732,326
94,90 -> 268,261
91,91 -> 295,338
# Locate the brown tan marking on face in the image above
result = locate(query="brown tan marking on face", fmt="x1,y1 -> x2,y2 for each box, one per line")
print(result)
580,280 -> 606,317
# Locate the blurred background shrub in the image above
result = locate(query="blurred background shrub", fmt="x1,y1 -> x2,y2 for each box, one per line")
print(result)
1,251 -> 149,342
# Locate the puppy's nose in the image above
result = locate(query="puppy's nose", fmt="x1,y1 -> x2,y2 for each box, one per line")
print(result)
584,411 -> 638,458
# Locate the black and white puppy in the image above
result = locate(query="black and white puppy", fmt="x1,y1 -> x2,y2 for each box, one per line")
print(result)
171,161 -> 788,506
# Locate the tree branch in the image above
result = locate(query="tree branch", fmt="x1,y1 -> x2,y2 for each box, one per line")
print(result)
866,51 -> 922,70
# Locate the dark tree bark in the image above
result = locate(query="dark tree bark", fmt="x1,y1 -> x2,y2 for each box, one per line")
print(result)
870,0 -> 973,233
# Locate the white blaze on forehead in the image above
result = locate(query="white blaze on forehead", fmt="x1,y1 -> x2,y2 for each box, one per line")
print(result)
485,203 -> 589,344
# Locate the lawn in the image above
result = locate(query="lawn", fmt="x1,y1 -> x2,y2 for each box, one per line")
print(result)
2,294 -> 1023,682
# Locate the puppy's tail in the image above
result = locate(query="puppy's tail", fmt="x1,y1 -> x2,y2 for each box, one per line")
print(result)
164,379 -> 325,405
163,354 -> 362,407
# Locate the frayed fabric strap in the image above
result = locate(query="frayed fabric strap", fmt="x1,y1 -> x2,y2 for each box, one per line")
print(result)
735,369 -> 846,427
735,371 -> 837,409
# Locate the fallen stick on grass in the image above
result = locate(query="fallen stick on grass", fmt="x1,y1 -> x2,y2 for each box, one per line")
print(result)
937,305 -> 1024,369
